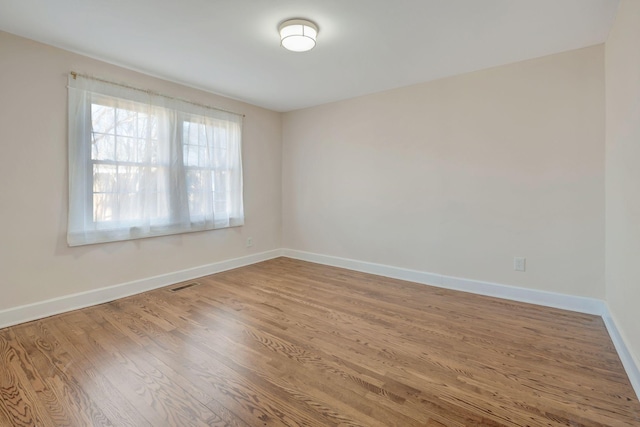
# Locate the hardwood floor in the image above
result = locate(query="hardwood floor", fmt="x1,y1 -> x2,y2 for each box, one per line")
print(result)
1,257 -> 639,426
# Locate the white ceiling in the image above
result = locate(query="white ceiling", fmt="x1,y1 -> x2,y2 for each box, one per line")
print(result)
0,0 -> 619,112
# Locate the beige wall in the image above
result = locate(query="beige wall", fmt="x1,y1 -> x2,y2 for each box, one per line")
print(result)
605,0 -> 640,371
0,31 -> 282,310
283,46 -> 605,298
0,29 -> 615,315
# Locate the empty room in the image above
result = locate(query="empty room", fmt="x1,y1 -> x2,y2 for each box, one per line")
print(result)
1,0 -> 639,425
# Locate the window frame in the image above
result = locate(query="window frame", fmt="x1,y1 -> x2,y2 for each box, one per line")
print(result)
67,75 -> 244,246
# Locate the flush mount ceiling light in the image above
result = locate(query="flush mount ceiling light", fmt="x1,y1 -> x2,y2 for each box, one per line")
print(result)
279,19 -> 318,52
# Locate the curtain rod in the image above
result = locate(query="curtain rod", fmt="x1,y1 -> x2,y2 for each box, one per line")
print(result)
70,71 -> 245,118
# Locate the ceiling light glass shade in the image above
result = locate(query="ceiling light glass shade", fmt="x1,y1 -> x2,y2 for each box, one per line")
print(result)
279,19 -> 318,52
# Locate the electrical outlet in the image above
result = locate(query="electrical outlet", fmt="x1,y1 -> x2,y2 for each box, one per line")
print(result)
514,257 -> 526,272
246,237 -> 253,247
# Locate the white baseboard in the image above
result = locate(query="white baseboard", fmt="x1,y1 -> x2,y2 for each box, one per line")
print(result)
602,305 -> 640,401
281,249 -> 605,315
281,248 -> 640,401
0,249 -> 283,330
1,247 -> 638,402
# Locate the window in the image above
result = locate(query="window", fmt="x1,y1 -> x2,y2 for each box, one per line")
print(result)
68,76 -> 243,246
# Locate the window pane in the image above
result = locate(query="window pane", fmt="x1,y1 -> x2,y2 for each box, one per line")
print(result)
116,136 -> 137,162
92,133 -> 115,161
116,108 -> 137,137
91,104 -> 115,134
186,169 -> 202,192
154,190 -> 169,220
187,169 -> 207,216
214,197 -> 227,213
213,147 -> 227,169
93,193 -> 116,222
118,193 -> 139,221
213,170 -> 228,193
136,112 -> 149,138
93,164 -> 116,193
150,140 -> 159,163
184,144 -> 198,167
117,165 -> 142,194
183,121 -> 192,143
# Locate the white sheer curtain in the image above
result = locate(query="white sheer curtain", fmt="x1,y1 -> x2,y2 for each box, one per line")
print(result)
68,75 -> 243,246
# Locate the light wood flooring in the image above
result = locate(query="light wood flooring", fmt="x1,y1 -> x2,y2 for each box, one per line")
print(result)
1,257 -> 639,426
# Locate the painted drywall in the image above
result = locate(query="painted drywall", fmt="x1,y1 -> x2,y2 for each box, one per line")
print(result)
605,0 -> 640,375
0,31 -> 282,310
283,45 -> 605,298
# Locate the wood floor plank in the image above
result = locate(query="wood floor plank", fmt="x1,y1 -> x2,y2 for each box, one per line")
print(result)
168,291 -> 469,425
96,301 -> 331,427
0,330 -> 56,427
81,309 -> 225,427
186,268 -> 636,424
1,257 -> 639,426
120,295 -> 375,426
30,319 -> 153,427
7,326 -> 113,427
